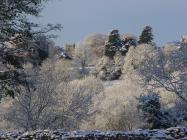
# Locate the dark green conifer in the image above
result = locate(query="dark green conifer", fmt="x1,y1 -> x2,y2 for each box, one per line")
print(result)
105,30 -> 122,57
138,26 -> 154,44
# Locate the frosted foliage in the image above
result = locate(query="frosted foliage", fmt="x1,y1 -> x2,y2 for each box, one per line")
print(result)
123,44 -> 156,76
2,60 -> 103,131
56,76 -> 104,130
138,45 -> 187,102
74,43 -> 95,73
84,33 -> 107,58
114,52 -> 125,67
122,43 -> 187,126
81,78 -> 144,131
84,33 -> 107,48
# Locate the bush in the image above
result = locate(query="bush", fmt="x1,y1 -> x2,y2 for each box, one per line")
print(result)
138,92 -> 173,129
81,79 -> 144,131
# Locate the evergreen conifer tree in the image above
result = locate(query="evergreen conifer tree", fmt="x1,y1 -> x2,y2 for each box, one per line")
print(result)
138,92 -> 172,129
138,26 -> 154,44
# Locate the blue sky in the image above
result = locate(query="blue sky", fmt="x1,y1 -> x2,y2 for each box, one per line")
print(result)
35,0 -> 187,47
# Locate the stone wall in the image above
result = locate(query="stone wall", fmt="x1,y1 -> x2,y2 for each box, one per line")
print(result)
0,127 -> 187,140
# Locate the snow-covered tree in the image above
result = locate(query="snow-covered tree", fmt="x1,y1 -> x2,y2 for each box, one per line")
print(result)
5,60 -> 103,130
122,34 -> 137,50
0,0 -> 61,99
104,30 -> 126,57
74,43 -> 93,75
138,46 -> 187,103
84,33 -> 107,57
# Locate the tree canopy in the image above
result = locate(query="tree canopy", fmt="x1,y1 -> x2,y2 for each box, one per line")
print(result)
0,0 -> 61,100
138,26 -> 154,44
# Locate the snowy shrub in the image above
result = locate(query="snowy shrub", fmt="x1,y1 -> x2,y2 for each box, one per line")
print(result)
81,78 -> 144,131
